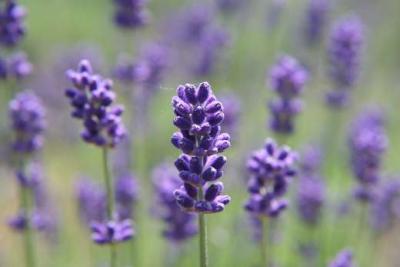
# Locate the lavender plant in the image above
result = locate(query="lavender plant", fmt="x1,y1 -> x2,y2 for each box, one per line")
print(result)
304,0 -> 329,46
329,249 -> 354,267
171,82 -> 231,267
8,91 -> 46,267
65,59 -> 132,267
268,56 -> 308,136
0,0 -> 26,47
113,0 -> 149,30
245,138 -> 297,266
326,17 -> 363,108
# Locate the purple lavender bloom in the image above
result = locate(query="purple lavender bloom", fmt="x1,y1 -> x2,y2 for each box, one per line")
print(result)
7,52 -> 32,79
326,17 -> 363,107
152,163 -> 197,242
304,0 -> 329,46
115,173 -> 138,220
171,82 -> 231,214
0,0 -> 26,47
113,0 -> 149,29
349,109 -> 387,202
9,91 -> 46,154
75,177 -> 107,225
268,56 -> 308,134
245,138 -> 297,218
297,176 -> 324,225
219,92 -> 241,135
299,145 -> 323,175
65,60 -> 126,148
329,249 -> 354,267
8,213 -> 28,231
91,219 -> 134,245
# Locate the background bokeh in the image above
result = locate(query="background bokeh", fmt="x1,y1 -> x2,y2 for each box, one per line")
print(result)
1,0 -> 400,266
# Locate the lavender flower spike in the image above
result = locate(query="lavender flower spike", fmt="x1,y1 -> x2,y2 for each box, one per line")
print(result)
171,82 -> 231,214
0,0 -> 26,47
329,249 -> 354,267
326,16 -> 363,107
115,173 -> 138,220
65,59 -> 126,147
245,138 -> 297,218
304,0 -> 329,46
349,109 -> 387,202
268,55 -> 308,134
152,163 -> 197,242
113,0 -> 149,29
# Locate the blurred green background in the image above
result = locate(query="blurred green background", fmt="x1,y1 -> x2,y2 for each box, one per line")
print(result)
1,0 -> 400,266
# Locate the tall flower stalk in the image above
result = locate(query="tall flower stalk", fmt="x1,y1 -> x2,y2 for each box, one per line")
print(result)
171,82 -> 231,267
245,138 -> 297,267
65,60 -> 133,267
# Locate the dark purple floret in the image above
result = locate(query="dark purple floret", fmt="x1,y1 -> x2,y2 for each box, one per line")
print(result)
329,249 -> 354,267
113,0 -> 149,29
9,91 -> 46,154
297,176 -> 324,225
349,109 -> 387,202
115,173 -> 138,220
8,212 -> 28,231
152,164 -> 197,242
304,0 -> 329,45
268,56 -> 308,134
75,177 -> 107,225
326,16 -> 363,108
245,138 -> 297,218
65,59 -> 126,148
0,0 -> 26,47
91,219 -> 134,245
171,82 -> 231,214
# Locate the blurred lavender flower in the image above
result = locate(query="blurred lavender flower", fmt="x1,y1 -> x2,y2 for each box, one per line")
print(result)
171,82 -> 231,213
219,92 -> 241,135
113,0 -> 149,29
0,52 -> 32,81
329,249 -> 354,267
299,145 -> 323,175
9,90 -> 46,154
152,163 -> 197,242
268,56 -> 308,134
245,138 -> 297,218
304,0 -> 329,46
91,219 -> 134,245
65,60 -> 126,147
75,177 -> 107,225
326,17 -> 363,107
297,176 -> 324,225
0,0 -> 26,47
115,173 -> 138,220
349,109 -> 387,202
216,0 -> 244,14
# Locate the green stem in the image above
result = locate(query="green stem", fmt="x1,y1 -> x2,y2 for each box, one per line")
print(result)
21,185 -> 36,267
261,217 -> 268,267
198,186 -> 208,267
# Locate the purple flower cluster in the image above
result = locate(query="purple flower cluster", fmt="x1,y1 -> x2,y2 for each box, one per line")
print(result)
245,138 -> 297,218
113,0 -> 149,29
0,0 -> 26,47
76,178 -> 107,224
349,110 -> 387,202
152,164 -> 197,242
65,60 -> 126,147
9,91 -> 46,154
171,82 -> 231,213
268,56 -> 308,134
327,17 -> 363,107
0,52 -> 32,80
91,220 -> 134,245
115,173 -> 138,220
304,0 -> 329,45
329,249 -> 354,267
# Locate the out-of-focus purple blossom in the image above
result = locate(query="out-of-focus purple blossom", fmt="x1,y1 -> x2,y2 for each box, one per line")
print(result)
245,138 -> 297,218
0,0 -> 26,47
113,0 -> 149,29
299,145 -> 323,175
115,173 -> 138,220
65,60 -> 126,148
152,163 -> 197,242
349,109 -> 387,202
75,177 -> 107,225
297,176 -> 324,225
216,0 -> 244,14
219,92 -> 241,135
329,249 -> 354,267
171,82 -> 231,214
304,0 -> 329,46
268,56 -> 308,134
9,90 -> 46,154
91,219 -> 134,245
326,17 -> 363,108
371,178 -> 400,232
8,212 -> 28,231
0,52 -> 32,81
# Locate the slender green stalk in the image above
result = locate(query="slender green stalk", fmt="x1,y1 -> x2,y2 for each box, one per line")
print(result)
102,147 -> 117,267
20,184 -> 36,267
199,212 -> 208,267
261,217 -> 268,267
